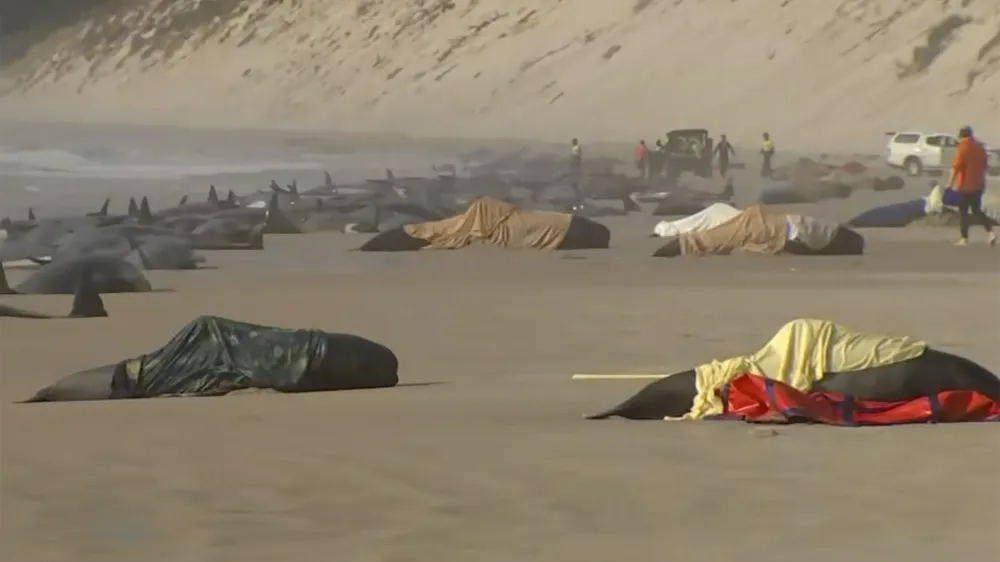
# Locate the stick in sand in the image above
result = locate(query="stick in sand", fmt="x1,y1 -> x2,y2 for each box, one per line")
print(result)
572,373 -> 666,380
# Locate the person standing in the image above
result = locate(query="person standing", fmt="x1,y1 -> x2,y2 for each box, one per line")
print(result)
569,137 -> 583,195
570,138 -> 583,173
649,139 -> 665,177
714,134 -> 736,177
947,126 -> 996,246
759,132 -> 775,178
634,140 -> 649,179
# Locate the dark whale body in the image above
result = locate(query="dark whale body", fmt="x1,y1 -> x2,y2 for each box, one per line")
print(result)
15,254 -> 151,295
0,262 -> 109,319
588,350 -> 1000,420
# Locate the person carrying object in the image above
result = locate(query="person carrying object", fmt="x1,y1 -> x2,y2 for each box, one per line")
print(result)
947,125 -> 996,247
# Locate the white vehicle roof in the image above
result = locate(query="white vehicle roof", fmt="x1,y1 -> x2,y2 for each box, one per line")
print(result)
886,131 -> 956,138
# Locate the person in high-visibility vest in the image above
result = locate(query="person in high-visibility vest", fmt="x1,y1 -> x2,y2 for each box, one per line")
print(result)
759,132 -> 775,178
947,125 -> 996,246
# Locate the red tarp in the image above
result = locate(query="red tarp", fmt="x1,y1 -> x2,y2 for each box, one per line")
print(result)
719,374 -> 1000,425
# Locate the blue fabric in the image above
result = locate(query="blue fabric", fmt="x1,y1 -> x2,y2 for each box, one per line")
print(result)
847,199 -> 926,227
941,188 -> 964,207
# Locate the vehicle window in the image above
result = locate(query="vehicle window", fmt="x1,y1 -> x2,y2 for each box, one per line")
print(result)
924,136 -> 942,147
892,133 -> 920,144
941,136 -> 959,147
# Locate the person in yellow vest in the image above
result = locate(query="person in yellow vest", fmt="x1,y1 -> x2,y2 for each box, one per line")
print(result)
759,132 -> 775,178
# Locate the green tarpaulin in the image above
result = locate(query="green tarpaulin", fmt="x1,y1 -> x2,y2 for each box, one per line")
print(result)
112,316 -> 398,398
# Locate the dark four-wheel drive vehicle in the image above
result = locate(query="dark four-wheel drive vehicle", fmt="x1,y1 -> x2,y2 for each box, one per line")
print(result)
663,129 -> 714,181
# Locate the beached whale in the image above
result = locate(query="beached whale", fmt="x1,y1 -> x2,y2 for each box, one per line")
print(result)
22,315 -> 400,402
0,264 -> 108,319
11,253 -> 152,295
588,320 -> 1000,425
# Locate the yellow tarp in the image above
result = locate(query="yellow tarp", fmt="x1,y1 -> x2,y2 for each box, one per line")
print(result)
684,319 -> 927,419
403,197 -> 571,250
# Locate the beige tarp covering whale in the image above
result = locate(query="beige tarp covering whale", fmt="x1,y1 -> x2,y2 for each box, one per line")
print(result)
404,197 -> 572,250
674,206 -> 842,256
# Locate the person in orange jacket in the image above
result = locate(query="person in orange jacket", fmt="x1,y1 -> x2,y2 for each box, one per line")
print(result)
634,140 -> 649,178
946,126 -> 996,246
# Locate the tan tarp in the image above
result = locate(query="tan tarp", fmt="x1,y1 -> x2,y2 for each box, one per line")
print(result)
684,319 -> 927,419
403,197 -> 572,250
677,206 -> 787,256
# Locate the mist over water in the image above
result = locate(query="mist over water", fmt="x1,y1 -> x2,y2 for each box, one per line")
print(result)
0,122 -> 455,187
0,122 -> 458,218
0,146 -> 327,180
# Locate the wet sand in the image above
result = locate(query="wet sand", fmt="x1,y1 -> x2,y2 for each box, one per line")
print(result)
1,132 -> 999,561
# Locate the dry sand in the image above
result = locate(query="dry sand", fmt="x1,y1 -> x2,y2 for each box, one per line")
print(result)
2,0 -> 1000,150
2,163 -> 1000,560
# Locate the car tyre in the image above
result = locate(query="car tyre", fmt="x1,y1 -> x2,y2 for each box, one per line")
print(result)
904,157 -> 923,177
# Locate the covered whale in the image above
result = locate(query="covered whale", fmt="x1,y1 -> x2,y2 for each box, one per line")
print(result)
587,319 -> 1000,425
359,197 -> 610,251
653,206 -> 864,257
23,316 -> 399,402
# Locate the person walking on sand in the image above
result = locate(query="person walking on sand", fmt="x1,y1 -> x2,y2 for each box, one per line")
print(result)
649,139 -> 665,177
947,126 -> 996,246
634,140 -> 649,179
759,132 -> 775,178
714,134 -> 736,177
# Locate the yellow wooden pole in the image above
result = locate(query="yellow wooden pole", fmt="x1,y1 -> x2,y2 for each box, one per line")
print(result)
571,373 -> 667,380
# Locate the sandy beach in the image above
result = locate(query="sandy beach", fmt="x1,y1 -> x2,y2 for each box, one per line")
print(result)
2,0 -> 1000,557
1,122 -> 998,561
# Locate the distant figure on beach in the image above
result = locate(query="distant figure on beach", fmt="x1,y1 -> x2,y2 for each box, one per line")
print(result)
649,139 -> 665,177
634,140 -> 649,179
759,132 -> 775,178
714,134 -> 736,177
569,137 -> 583,194
947,125 -> 996,247
570,138 -> 582,172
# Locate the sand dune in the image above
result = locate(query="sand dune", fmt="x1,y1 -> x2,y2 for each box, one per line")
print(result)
1,0 -> 999,150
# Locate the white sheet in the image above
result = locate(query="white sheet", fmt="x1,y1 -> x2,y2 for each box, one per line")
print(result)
652,203 -> 741,238
785,214 -> 841,249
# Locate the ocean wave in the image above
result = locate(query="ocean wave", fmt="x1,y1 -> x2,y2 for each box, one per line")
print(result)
0,147 -> 323,180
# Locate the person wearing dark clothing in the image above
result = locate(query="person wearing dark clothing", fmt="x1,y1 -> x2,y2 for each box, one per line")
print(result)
713,134 -> 736,177
947,126 -> 996,246
759,132 -> 775,178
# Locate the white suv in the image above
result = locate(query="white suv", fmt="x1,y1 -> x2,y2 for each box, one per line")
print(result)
885,132 -> 959,176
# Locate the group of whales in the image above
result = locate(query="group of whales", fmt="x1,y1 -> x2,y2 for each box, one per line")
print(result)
0,156 -> 734,303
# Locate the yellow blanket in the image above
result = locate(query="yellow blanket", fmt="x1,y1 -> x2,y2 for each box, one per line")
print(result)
684,319 -> 926,419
